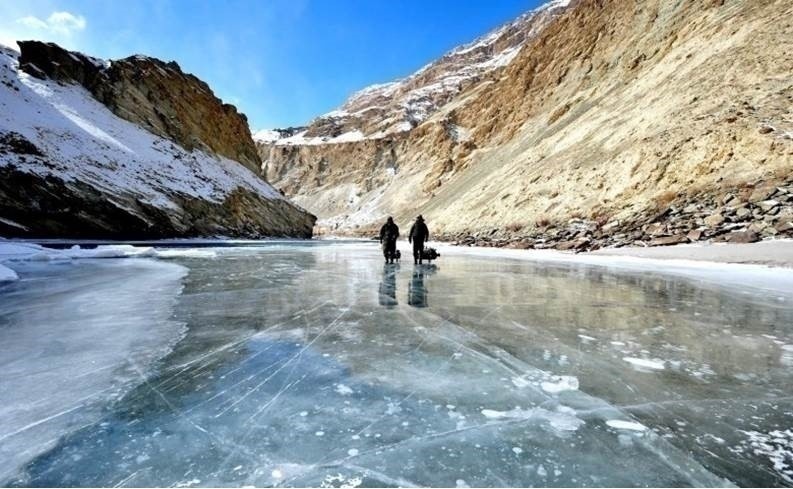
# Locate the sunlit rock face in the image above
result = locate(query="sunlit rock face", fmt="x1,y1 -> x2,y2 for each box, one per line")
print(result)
256,0 -> 793,240
0,42 -> 315,238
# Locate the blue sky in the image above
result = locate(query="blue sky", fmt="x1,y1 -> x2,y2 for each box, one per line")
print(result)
0,0 -> 545,130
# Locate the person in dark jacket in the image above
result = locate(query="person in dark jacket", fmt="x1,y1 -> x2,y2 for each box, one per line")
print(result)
408,215 -> 429,265
379,216 -> 400,264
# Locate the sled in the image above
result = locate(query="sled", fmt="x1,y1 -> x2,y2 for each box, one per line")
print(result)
420,247 -> 440,262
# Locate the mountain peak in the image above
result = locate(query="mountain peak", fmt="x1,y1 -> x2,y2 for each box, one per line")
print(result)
253,0 -> 572,145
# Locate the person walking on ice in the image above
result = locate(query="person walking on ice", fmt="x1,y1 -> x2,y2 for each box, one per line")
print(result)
409,215 -> 430,265
379,216 -> 400,264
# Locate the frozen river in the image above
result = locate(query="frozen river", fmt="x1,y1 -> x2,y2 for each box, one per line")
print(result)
1,241 -> 792,487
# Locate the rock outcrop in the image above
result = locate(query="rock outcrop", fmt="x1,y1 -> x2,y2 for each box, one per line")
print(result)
18,41 -> 261,174
1,42 -> 315,239
256,0 -> 793,248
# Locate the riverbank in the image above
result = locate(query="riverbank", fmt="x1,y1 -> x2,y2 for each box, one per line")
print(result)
427,238 -> 793,270
589,239 -> 793,269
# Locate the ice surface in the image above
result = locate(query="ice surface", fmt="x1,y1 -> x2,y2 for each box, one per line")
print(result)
0,259 -> 187,483
0,263 -> 17,281
1,241 -> 792,486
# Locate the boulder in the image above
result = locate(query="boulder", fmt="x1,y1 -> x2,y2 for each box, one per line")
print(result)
509,239 -> 535,249
723,195 -> 742,207
645,222 -> 667,236
703,213 -> 725,227
650,234 -> 688,246
748,222 -> 767,234
775,221 -> 793,233
682,204 -> 700,214
725,230 -> 760,243
556,237 -> 590,251
756,200 -> 780,212
686,229 -> 704,242
748,185 -> 777,203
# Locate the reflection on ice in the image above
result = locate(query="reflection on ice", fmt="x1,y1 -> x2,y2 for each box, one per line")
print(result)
378,264 -> 398,308
1,241 -> 792,486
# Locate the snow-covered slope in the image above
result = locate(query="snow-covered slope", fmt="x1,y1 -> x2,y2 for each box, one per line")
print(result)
0,44 -> 315,238
1,48 -> 281,207
253,0 -> 570,145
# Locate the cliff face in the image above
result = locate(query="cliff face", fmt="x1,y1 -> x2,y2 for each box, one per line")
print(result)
17,41 -> 261,174
1,42 -> 315,239
258,0 -> 793,244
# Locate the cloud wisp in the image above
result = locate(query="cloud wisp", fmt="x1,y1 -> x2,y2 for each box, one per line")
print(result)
16,11 -> 87,36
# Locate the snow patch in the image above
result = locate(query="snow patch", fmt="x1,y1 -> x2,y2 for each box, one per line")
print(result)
0,242 -> 217,263
321,473 -> 363,488
623,357 -> 666,370
481,406 -> 584,432
270,129 -> 366,146
739,429 -> 793,483
540,375 -> 579,394
606,420 -> 648,431
335,384 -> 353,396
0,263 -> 18,282
252,129 -> 283,143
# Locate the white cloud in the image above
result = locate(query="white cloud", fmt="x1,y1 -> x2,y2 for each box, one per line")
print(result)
16,16 -> 49,30
15,11 -> 86,36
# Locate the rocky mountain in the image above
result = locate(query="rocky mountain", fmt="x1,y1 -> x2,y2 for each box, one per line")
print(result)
0,41 -> 315,239
256,0 -> 793,249
255,0 -> 570,146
